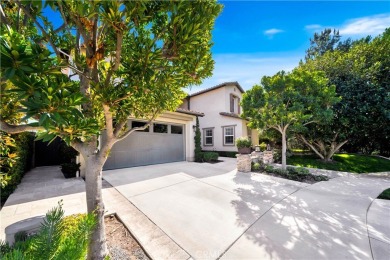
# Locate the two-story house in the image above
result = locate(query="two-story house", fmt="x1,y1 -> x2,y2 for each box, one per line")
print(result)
181,82 -> 259,152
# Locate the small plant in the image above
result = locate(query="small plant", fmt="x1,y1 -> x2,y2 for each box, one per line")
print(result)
251,162 -> 261,171
203,152 -> 219,162
265,165 -> 274,172
273,149 -> 282,163
259,142 -> 267,151
60,162 -> 81,178
0,202 -> 96,260
194,117 -> 203,162
236,137 -> 252,148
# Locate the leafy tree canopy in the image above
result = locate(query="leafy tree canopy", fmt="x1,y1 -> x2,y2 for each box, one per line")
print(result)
242,67 -> 339,168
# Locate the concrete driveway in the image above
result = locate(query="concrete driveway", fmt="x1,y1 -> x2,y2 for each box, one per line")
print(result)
103,158 -> 390,260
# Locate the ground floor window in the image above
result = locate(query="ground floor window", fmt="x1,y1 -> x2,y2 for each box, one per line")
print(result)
204,128 -> 214,146
223,126 -> 235,145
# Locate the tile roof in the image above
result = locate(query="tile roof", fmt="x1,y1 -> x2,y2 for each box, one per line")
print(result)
219,112 -> 243,119
176,108 -> 204,117
189,82 -> 244,97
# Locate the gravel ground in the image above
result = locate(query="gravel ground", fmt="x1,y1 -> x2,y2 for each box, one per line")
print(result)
105,215 -> 150,260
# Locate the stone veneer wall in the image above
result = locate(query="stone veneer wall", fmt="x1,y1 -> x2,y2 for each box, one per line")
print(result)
237,154 -> 251,172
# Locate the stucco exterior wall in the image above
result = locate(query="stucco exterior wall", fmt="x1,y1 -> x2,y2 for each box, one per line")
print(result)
189,84 -> 249,152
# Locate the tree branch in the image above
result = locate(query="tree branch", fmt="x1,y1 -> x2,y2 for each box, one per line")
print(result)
14,0 -> 62,59
103,104 -> 114,139
0,4 -> 11,32
104,31 -> 123,87
297,134 -> 325,160
0,120 -> 43,134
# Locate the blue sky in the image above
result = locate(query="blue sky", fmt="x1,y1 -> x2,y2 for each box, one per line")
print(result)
189,0 -> 390,93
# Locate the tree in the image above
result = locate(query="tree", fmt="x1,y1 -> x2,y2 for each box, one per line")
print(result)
301,28 -> 390,157
241,68 -> 338,169
0,1 -> 222,258
305,28 -> 341,60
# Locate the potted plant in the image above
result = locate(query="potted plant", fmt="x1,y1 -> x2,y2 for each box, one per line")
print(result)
236,137 -> 252,154
61,162 -> 81,178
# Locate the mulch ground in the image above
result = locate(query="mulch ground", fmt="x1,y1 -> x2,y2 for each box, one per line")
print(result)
105,215 -> 150,260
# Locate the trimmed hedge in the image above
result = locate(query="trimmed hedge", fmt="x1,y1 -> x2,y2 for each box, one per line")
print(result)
213,151 -> 237,158
203,152 -> 219,162
0,132 -> 34,203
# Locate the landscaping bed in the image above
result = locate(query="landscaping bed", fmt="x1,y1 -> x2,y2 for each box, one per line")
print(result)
252,164 -> 329,184
105,215 -> 149,260
287,153 -> 390,173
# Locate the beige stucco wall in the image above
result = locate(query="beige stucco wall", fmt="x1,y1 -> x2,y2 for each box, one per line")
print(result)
189,83 -> 249,152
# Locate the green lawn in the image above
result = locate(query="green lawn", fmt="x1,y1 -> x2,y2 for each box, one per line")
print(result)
378,188 -> 390,200
287,153 -> 390,173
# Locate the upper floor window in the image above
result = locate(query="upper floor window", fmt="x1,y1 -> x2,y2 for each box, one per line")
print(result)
203,128 -> 214,146
230,94 -> 241,114
223,126 -> 235,146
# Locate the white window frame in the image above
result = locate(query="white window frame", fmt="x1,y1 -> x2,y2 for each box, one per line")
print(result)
223,126 -> 235,146
203,128 -> 214,146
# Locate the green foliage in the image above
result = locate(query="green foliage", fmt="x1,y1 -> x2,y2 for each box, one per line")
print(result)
0,202 -> 96,260
251,162 -> 262,171
213,151 -> 237,158
273,149 -> 282,164
301,28 -> 390,156
194,117 -> 203,162
288,153 -> 390,173
1,0 -> 222,145
0,132 -> 34,203
235,137 -> 251,148
242,67 -> 339,168
264,165 -> 329,182
378,188 -> 390,200
203,152 -> 219,162
305,28 -> 341,60
259,142 -> 267,151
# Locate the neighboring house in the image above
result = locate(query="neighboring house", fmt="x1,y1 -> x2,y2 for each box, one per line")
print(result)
180,82 -> 258,152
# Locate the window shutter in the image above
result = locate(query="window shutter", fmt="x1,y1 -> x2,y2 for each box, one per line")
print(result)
230,94 -> 234,112
238,98 -> 241,114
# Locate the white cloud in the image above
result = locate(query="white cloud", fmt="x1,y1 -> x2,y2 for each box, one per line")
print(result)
264,28 -> 284,38
339,14 -> 390,36
304,14 -> 390,37
305,24 -> 322,30
187,53 -> 302,94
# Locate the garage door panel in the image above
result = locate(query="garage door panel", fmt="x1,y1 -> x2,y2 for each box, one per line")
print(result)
103,124 -> 185,170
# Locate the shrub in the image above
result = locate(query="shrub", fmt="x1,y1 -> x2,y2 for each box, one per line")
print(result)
235,137 -> 251,148
203,152 -> 219,162
194,117 -> 203,162
1,132 -> 34,203
251,162 -> 261,171
60,163 -> 81,178
0,202 -> 96,260
259,142 -> 267,151
265,165 -> 274,172
273,149 -> 282,163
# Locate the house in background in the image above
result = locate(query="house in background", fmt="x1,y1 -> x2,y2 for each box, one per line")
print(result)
181,82 -> 258,152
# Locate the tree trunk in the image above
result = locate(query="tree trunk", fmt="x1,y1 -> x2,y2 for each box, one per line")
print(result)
84,154 -> 108,259
281,130 -> 287,170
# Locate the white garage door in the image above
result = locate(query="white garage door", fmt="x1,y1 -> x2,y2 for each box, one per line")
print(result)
103,120 -> 185,170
